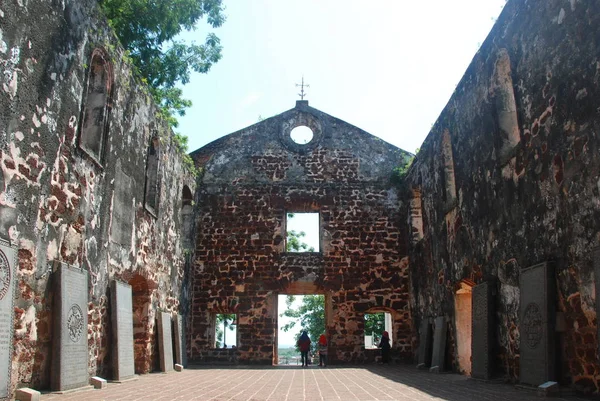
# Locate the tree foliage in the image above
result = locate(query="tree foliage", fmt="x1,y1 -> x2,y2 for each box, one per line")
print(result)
364,313 -> 386,337
215,313 -> 235,348
280,295 -> 324,351
286,213 -> 315,252
99,0 -> 225,127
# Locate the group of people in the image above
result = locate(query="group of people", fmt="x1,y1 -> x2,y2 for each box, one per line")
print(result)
296,331 -> 328,367
296,330 -> 391,366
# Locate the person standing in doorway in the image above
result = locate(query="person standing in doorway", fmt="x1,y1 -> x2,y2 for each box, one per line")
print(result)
318,334 -> 328,367
378,331 -> 391,363
297,331 -> 311,367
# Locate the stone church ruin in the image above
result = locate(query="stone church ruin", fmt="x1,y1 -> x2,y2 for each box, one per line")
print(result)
1,0 -> 600,398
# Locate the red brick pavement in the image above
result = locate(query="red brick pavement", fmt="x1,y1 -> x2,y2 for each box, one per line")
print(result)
39,365 -> 589,401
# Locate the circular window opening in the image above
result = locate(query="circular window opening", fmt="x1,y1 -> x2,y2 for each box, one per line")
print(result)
290,126 -> 313,145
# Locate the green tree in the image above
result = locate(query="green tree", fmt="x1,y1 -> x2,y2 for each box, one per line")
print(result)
215,313 -> 235,348
364,313 -> 386,339
280,295 -> 324,351
99,0 -> 225,127
286,213 -> 315,252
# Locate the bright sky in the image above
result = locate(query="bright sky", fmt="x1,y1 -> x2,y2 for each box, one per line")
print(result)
177,0 -> 507,154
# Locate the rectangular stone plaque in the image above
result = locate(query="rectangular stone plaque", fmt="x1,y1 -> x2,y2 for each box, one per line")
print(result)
0,239 -> 17,399
157,311 -> 174,372
471,281 -> 494,380
173,314 -> 184,366
430,316 -> 447,372
416,318 -> 433,367
519,262 -> 555,386
110,161 -> 134,246
594,248 -> 600,361
51,263 -> 89,391
110,280 -> 135,381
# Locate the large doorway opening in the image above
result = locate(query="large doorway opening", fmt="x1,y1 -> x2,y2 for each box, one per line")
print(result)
455,280 -> 473,375
276,292 -> 328,365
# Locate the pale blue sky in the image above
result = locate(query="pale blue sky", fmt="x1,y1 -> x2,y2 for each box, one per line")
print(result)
177,0 -> 507,154
179,1 -> 507,350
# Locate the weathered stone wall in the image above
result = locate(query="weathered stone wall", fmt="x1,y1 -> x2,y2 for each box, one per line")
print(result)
406,0 -> 600,393
1,0 -> 194,395
190,102 -> 413,364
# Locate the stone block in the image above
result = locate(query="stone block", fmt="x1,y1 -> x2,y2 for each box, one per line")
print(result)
0,239 -> 17,399
90,376 -> 107,389
471,281 -> 495,380
416,318 -> 433,368
51,263 -> 89,391
519,262 -> 556,386
110,280 -> 135,381
430,316 -> 447,373
15,388 -> 41,401
594,247 -> 600,359
538,381 -> 559,397
173,314 -> 184,366
174,364 -> 183,372
157,311 -> 174,372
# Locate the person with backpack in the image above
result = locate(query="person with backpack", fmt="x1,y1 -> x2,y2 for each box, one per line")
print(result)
297,331 -> 311,367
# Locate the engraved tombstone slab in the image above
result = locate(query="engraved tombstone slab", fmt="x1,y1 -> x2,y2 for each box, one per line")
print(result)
594,248 -> 600,360
430,316 -> 447,372
110,280 -> 135,381
173,314 -> 184,366
51,264 -> 89,391
0,239 -> 17,399
110,161 -> 134,246
417,318 -> 433,368
157,312 -> 174,372
519,262 -> 555,386
471,281 -> 495,380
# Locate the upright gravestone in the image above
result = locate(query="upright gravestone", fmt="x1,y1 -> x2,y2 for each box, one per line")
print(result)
471,281 -> 495,380
51,263 -> 89,391
416,318 -> 433,368
0,239 -> 17,399
110,280 -> 135,381
594,248 -> 600,360
430,316 -> 447,373
519,262 -> 555,386
157,312 -> 174,372
173,314 -> 184,366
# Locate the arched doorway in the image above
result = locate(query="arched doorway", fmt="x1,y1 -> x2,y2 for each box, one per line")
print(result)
129,274 -> 153,374
454,280 -> 473,375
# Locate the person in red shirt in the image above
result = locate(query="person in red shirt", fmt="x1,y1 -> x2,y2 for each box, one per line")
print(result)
297,331 -> 311,367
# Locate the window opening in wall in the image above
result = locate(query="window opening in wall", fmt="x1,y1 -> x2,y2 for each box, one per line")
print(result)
364,312 -> 392,349
79,50 -> 112,163
286,212 -> 319,252
277,294 -> 325,365
290,126 -> 313,144
215,313 -> 237,348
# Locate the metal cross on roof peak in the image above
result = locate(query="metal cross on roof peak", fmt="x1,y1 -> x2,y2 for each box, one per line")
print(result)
296,76 -> 310,100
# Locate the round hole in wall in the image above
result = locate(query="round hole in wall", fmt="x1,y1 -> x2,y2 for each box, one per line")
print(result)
290,125 -> 313,144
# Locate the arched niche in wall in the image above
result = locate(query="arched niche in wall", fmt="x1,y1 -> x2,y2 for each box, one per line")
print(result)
181,185 -> 194,250
144,137 -> 160,216
78,48 -> 113,165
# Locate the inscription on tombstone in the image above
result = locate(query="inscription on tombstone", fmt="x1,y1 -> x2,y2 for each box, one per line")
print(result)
110,161 -> 134,246
416,318 -> 433,368
0,239 -> 17,399
430,316 -> 447,372
471,281 -> 494,380
111,280 -> 135,381
173,314 -> 184,366
157,312 -> 174,372
594,247 -> 600,360
519,262 -> 555,386
51,263 -> 89,391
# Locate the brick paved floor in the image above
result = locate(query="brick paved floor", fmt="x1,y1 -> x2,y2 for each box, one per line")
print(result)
40,365 -> 589,401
